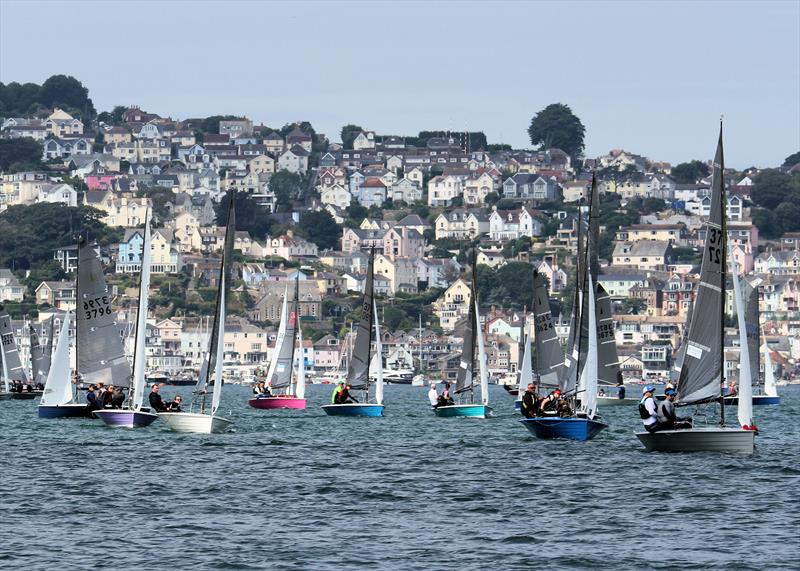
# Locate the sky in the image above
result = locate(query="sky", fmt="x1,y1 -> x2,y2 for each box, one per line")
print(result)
1,0 -> 798,168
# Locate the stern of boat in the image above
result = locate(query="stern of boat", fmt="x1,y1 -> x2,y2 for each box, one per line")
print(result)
321,403 -> 385,417
160,412 -> 233,433
432,404 -> 492,419
519,416 -> 607,441
94,409 -> 159,428
635,427 -> 755,453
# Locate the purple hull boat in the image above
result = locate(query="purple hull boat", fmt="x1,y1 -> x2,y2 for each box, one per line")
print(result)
94,409 -> 159,428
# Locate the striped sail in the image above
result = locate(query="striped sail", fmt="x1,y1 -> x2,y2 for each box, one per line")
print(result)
677,130 -> 725,405
455,252 -> 477,395
76,242 -> 132,388
532,271 -> 563,388
596,284 -> 621,385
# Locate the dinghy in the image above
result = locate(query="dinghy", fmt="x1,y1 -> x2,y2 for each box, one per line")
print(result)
636,126 -> 755,453
249,277 -> 306,410
0,305 -> 37,399
161,192 -> 236,433
96,212 -> 158,428
37,313 -> 87,418
522,176 -> 607,440
322,248 -> 385,417
433,250 -> 491,418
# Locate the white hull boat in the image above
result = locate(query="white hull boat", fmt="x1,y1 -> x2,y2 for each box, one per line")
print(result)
635,427 -> 755,453
597,396 -> 638,407
159,412 -> 232,434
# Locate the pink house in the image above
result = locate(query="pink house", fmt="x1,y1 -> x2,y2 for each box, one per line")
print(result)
86,174 -> 117,190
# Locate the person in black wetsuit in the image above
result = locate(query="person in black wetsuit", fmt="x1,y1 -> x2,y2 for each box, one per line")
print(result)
85,385 -> 100,413
165,395 -> 183,412
111,387 -> 125,409
337,384 -> 359,404
148,384 -> 167,412
520,383 -> 539,418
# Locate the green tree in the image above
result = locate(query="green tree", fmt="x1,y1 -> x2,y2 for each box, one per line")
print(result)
200,115 -> 245,135
137,186 -> 175,224
774,202 -> 800,233
39,75 -> 96,117
268,171 -> 303,211
484,192 -> 500,207
751,208 -> 782,239
527,103 -> 586,158
751,170 -> 798,210
346,200 -> 369,221
783,151 -> 800,168
298,210 -> 339,250
622,298 -> 647,315
340,124 -> 363,149
214,191 -> 272,241
0,138 -> 44,171
670,160 -> 710,184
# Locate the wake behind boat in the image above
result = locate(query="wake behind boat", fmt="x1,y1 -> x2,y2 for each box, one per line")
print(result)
322,248 -> 385,417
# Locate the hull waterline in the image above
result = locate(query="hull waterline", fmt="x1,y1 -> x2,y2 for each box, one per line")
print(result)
321,403 -> 385,417
248,396 -> 307,410
433,404 -> 492,418
520,416 -> 607,441
635,427 -> 755,453
159,412 -> 233,433
94,409 -> 159,428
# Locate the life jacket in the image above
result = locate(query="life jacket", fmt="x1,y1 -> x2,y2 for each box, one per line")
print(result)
639,396 -> 655,420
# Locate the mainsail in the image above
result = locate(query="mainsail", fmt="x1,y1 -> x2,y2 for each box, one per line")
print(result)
517,324 -> 532,397
744,284 -> 761,392
532,270 -> 563,388
76,241 -> 132,388
372,299 -> 384,405
347,248 -> 375,391
676,130 -> 726,405
731,250 -> 753,428
0,305 -> 28,384
596,283 -> 621,385
29,321 -> 48,386
579,274 -> 599,419
455,251 -> 477,395
131,213 -> 152,411
267,278 -> 299,391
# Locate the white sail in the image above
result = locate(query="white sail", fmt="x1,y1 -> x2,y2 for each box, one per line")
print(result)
581,275 -> 599,419
131,214 -> 152,411
41,312 -> 73,406
373,300 -> 383,405
731,250 -> 754,428
517,323 -> 532,401
265,285 -> 289,389
475,298 -> 489,406
211,275 -> 226,415
763,335 -> 778,397
296,325 -> 305,399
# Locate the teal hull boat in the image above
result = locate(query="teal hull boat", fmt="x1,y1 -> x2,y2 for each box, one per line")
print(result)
433,404 -> 492,418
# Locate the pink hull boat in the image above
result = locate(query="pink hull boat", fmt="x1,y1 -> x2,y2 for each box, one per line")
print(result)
248,396 -> 307,410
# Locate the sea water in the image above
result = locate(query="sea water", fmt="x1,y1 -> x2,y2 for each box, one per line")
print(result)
0,384 -> 797,570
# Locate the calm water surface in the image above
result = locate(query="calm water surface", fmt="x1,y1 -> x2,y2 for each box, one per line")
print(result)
1,384 -> 798,570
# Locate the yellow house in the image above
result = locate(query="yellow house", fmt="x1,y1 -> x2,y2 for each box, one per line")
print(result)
223,318 -> 268,363
248,154 -> 275,175
171,211 -> 203,252
374,254 -> 417,295
432,278 -> 472,332
45,108 -> 84,137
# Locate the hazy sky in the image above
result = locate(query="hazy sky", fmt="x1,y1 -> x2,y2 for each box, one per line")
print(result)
1,0 -> 798,167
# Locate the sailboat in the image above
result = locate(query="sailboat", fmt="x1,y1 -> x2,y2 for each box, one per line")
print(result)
95,212 -> 159,428
723,284 -> 780,406
37,313 -> 88,416
322,248 -> 385,417
433,250 -> 491,418
249,276 -> 306,410
160,191 -> 236,433
513,321 -> 533,409
636,126 -> 755,453
0,306 -> 37,400
40,240 -> 133,417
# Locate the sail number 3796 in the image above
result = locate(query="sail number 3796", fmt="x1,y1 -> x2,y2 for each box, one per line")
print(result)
84,296 -> 111,319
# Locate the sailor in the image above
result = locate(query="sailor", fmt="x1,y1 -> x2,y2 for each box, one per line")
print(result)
539,389 -> 561,414
85,384 -> 100,412
111,386 -> 125,409
520,383 -> 538,418
428,383 -> 439,407
148,384 -> 167,412
102,385 -> 115,408
657,387 -> 691,430
330,381 -> 344,404
437,382 -> 454,407
253,381 -> 267,396
96,383 -> 107,406
639,385 -> 659,432
165,395 -> 183,412
338,384 -> 358,404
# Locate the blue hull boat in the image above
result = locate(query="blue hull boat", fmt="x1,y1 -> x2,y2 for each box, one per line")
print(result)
723,395 -> 781,406
520,416 -> 607,441
94,409 -> 159,428
433,404 -> 492,418
321,403 -> 385,417
514,401 -> 521,411
38,404 -> 90,419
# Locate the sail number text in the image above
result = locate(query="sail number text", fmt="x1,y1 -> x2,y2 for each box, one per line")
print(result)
707,227 -> 722,266
84,296 -> 111,320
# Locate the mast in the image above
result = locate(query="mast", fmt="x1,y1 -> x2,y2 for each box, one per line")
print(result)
573,200 -> 590,400
470,248 -> 478,403
74,238 -> 80,400
289,274 -> 300,395
718,123 -> 727,427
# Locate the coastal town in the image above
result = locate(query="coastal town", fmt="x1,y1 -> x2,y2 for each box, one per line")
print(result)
2,75 -> 800,390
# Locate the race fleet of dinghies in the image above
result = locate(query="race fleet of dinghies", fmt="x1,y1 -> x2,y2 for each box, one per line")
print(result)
636,126 -> 756,454
433,250 -> 491,419
249,276 -> 307,410
0,305 -> 37,400
322,248 -> 385,417
96,211 -> 158,428
160,192 -> 236,434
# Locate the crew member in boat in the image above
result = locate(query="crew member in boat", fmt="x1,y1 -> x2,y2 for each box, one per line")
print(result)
657,387 -> 691,430
330,381 -> 344,404
101,385 -> 115,408
165,395 -> 183,412
110,386 -> 125,409
253,381 -> 268,396
437,382 -> 454,407
520,383 -> 539,418
96,383 -> 107,407
428,383 -> 439,407
538,389 -> 561,415
148,384 -> 167,412
639,385 -> 659,432
85,384 -> 100,413
337,384 -> 358,404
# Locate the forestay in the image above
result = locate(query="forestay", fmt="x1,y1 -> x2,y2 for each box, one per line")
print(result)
677,132 -> 725,405
76,241 -> 132,388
